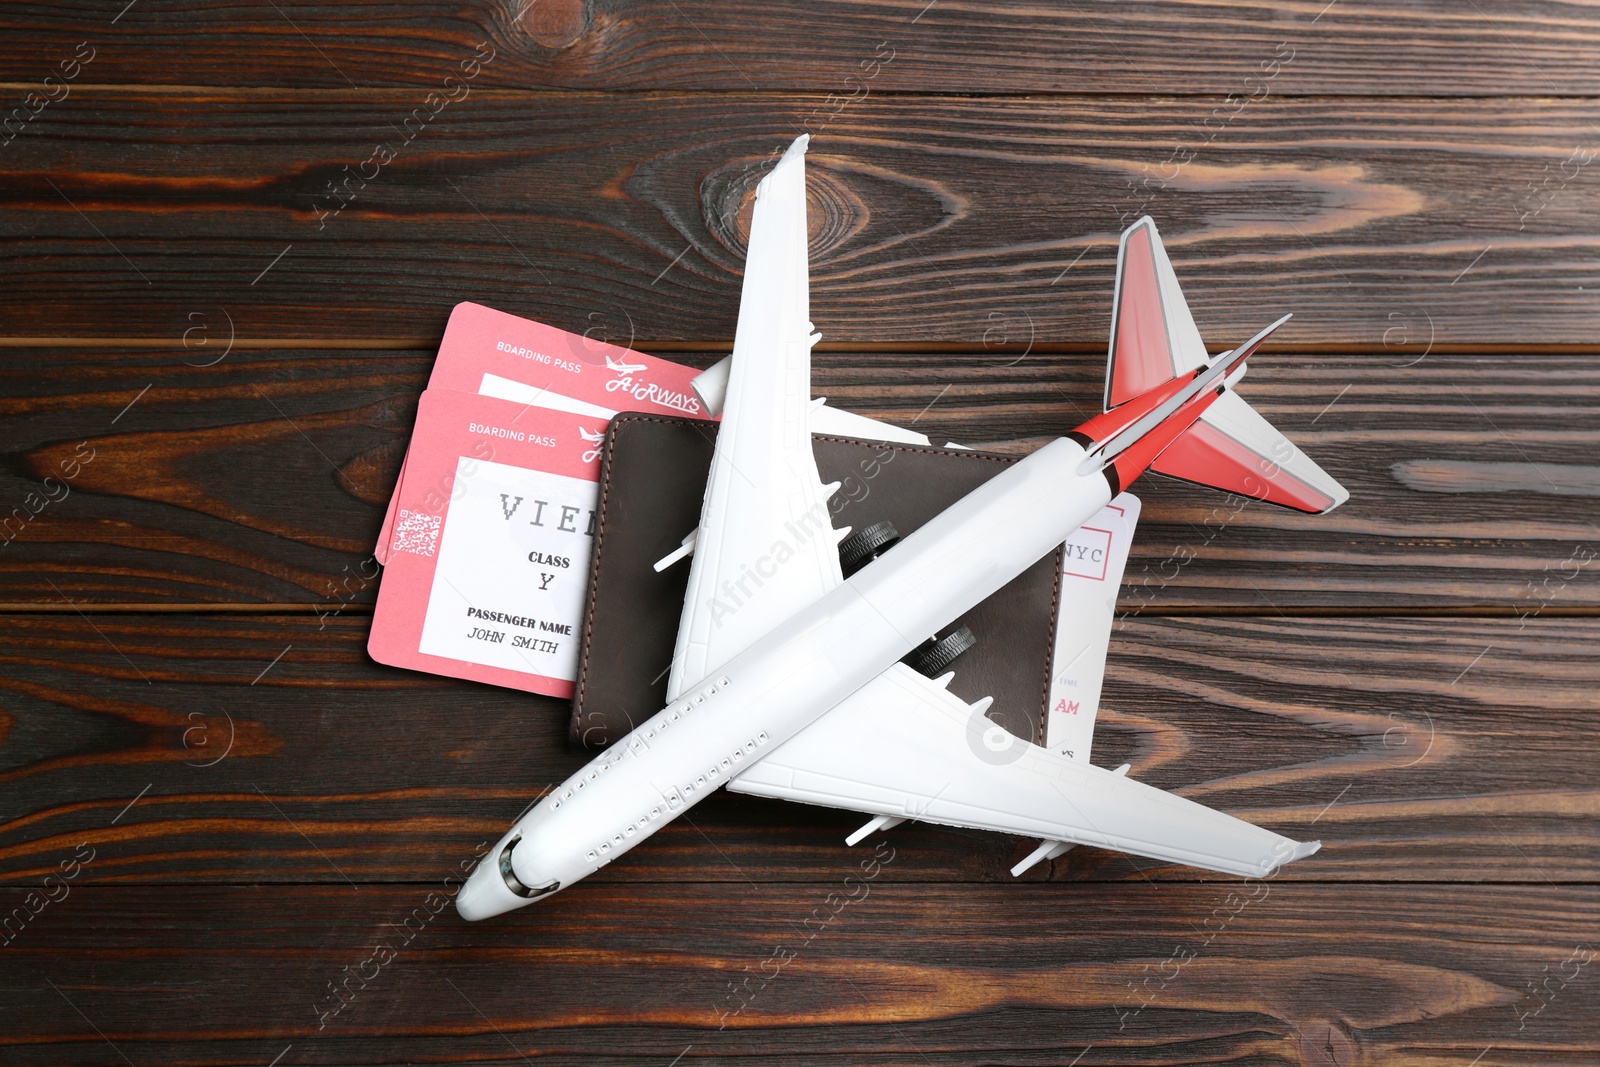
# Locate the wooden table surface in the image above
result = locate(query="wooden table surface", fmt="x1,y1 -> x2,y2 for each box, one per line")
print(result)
2,3 -> 1598,1064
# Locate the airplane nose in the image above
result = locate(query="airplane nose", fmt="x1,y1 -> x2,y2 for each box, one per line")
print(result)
455,834 -> 561,922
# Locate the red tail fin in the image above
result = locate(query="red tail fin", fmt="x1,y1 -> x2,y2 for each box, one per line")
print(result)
1101,218 -> 1349,515
1106,217 -> 1210,409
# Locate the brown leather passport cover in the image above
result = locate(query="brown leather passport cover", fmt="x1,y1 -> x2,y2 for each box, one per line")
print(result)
571,413 -> 1062,750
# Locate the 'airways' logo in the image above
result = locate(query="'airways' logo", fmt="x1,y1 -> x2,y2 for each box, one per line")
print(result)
602,355 -> 702,415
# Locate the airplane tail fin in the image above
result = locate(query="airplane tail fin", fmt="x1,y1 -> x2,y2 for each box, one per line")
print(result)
1104,217 -> 1349,514
1105,217 -> 1212,410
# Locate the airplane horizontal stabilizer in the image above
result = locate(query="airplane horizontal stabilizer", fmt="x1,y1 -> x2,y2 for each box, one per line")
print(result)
1149,390 -> 1349,514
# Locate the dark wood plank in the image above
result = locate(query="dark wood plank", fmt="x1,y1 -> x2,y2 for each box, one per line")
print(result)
2,346 -> 1595,610
0,345 -> 431,604
0,613 -> 1593,885
2,883 -> 1596,1064
6,93 -> 1600,342
4,1 -> 1599,95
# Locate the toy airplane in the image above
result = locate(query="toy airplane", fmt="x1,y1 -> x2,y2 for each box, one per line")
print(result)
457,136 -> 1348,920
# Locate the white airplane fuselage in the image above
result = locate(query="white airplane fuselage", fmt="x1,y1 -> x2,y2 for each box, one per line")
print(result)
456,437 -> 1112,919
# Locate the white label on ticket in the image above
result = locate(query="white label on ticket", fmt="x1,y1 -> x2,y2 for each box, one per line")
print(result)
1045,492 -> 1141,763
478,372 -> 620,419
418,457 -> 598,682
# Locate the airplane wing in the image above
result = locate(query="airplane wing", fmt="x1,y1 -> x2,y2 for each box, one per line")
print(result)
667,135 -> 847,700
729,661 -> 1317,879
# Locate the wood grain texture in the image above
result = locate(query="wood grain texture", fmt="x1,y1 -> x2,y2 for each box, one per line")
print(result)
4,1 -> 1600,95
2,346 -> 1595,610
2,5 -> 1597,1061
5,93 -> 1600,343
2,884 -> 1596,1066
0,345 -> 430,603
0,613 -> 1593,885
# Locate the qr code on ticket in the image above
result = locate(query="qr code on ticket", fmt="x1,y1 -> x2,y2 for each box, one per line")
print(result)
391,508 -> 442,557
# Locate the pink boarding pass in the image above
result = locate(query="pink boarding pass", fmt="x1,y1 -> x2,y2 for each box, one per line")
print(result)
428,301 -> 706,411
368,388 -> 631,698
375,301 -> 710,562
